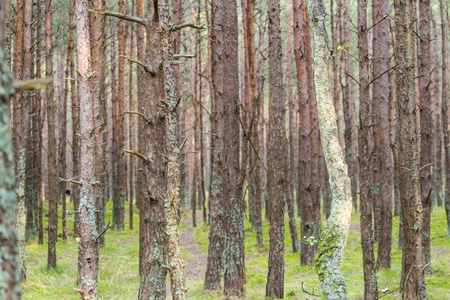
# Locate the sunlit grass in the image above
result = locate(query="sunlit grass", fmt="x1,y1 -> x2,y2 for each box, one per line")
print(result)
22,199 -> 450,299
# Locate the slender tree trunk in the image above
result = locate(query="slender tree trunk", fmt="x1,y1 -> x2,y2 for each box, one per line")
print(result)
284,12 -> 299,254
75,0 -> 100,298
309,0 -> 353,298
112,0 -> 126,231
204,0 -> 224,289
440,0 -> 450,237
58,54 -> 68,240
372,0 -> 392,270
393,0 -> 426,298
358,0 -> 378,298
46,0 -> 58,270
34,0 -> 44,245
418,0 -> 432,272
222,0 -> 245,295
128,0 -> 135,230
265,0 -> 286,295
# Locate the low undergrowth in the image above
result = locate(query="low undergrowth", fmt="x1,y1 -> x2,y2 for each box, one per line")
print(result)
22,200 -> 450,299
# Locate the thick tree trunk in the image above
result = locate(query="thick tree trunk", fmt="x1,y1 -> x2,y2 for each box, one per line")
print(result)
75,0 -> 100,298
358,0 -> 378,298
222,0 -> 245,295
204,0 -> 224,290
308,0 -> 353,298
265,0 -> 286,296
58,55 -> 68,240
46,0 -> 58,270
418,0 -> 432,272
137,1 -> 167,297
372,0 -> 392,270
393,0 -> 427,298
0,42 -> 22,300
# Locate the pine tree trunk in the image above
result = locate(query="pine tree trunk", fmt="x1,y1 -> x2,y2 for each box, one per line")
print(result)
265,0 -> 286,295
358,0 -> 378,298
418,0 -> 432,273
204,0 -> 224,289
372,0 -> 392,270
393,0 -> 427,298
75,0 -> 100,298
222,0 -> 245,295
58,54 -> 68,240
45,0 -> 58,270
0,40 -> 22,300
309,0 -> 353,298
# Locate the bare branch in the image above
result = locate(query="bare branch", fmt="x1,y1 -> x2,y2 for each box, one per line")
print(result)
301,282 -> 321,297
120,55 -> 155,75
174,54 -> 195,58
122,149 -> 149,163
59,177 -> 82,185
95,220 -> 111,243
125,111 -> 151,123
171,22 -> 206,31
89,9 -> 146,26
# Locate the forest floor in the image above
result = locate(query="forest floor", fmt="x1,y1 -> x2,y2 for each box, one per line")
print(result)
22,199 -> 450,299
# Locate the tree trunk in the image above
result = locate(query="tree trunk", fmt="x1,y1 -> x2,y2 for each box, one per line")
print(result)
58,54 -> 67,240
284,11 -> 299,254
137,1 -> 167,297
222,0 -> 245,295
418,0 -> 432,272
0,38 -> 22,300
372,0 -> 392,270
112,0 -> 126,232
45,0 -> 58,270
308,0 -> 353,298
393,0 -> 427,298
439,0 -> 450,237
204,0 -> 224,289
358,0 -> 378,298
75,0 -> 100,298
265,0 -> 286,295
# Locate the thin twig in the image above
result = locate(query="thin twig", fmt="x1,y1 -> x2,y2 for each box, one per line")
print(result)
89,9 -> 146,26
122,149 -> 149,163
345,71 -> 360,86
301,282 -> 321,297
368,64 -> 398,87
125,111 -> 151,123
174,54 -> 195,58
368,13 -> 390,32
419,163 -> 432,171
95,220 -> 111,243
379,287 -> 400,298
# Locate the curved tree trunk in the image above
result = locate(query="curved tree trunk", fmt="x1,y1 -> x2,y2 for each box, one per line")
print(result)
308,0 -> 353,298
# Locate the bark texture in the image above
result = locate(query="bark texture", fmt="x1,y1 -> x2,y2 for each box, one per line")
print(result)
309,1 -> 353,298
265,0 -> 286,295
75,0 -> 100,298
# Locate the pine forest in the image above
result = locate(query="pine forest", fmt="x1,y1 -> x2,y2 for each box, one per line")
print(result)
1,0 -> 450,299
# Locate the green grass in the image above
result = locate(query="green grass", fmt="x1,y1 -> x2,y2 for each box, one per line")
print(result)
22,200 -> 450,299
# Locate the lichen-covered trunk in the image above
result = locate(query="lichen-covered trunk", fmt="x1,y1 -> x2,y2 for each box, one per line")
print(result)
0,42 -> 22,300
418,0 -> 432,273
75,0 -> 100,298
372,0 -> 392,270
112,0 -> 126,232
265,0 -> 286,296
440,0 -> 450,237
358,0 -> 378,298
158,0 -> 187,297
46,0 -> 58,270
204,0 -> 224,289
393,0 -> 426,298
308,1 -> 353,298
222,0 -> 245,296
